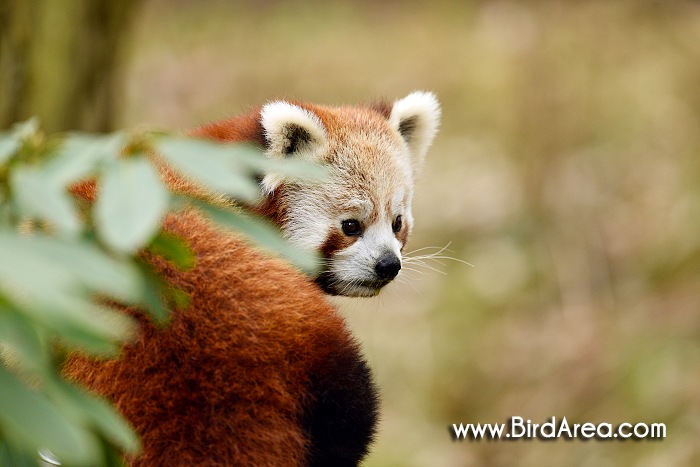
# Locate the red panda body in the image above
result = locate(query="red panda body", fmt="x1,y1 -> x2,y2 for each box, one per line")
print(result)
64,93 -> 441,466
65,211 -> 376,466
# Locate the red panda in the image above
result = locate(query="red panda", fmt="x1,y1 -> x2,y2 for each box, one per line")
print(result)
63,92 -> 441,466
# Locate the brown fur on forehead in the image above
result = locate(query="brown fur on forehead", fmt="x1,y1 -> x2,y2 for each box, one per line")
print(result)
298,103 -> 412,218
329,172 -> 407,228
293,102 -> 398,159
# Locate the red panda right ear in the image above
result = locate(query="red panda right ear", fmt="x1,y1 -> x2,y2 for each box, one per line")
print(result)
389,91 -> 441,177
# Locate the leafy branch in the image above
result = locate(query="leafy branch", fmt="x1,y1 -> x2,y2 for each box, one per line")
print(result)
0,119 -> 324,466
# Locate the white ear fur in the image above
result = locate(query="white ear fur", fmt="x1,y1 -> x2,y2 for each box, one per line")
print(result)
259,101 -> 328,193
260,101 -> 327,158
389,91 -> 441,171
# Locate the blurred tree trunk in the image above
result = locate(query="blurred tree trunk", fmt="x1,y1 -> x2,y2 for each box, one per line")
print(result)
0,0 -> 140,133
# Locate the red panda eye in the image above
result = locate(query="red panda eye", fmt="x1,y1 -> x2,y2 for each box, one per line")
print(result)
341,219 -> 362,236
392,215 -> 402,233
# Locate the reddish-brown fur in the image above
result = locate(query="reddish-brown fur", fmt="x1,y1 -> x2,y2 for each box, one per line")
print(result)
189,109 -> 266,146
64,211 -> 363,466
64,106 -> 380,466
251,182 -> 289,227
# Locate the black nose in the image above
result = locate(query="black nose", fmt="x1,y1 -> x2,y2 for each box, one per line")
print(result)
375,253 -> 401,280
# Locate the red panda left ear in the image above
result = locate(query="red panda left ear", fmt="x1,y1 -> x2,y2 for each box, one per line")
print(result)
389,91 -> 441,175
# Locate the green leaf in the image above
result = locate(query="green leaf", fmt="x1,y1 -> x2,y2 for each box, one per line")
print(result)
157,138 -> 261,201
43,133 -> 125,187
95,156 -> 170,253
235,147 -> 328,182
49,302 -> 135,355
10,294 -> 134,356
0,233 -> 140,353
45,378 -> 140,456
101,439 -> 128,467
0,442 -> 38,467
147,231 -> 196,270
33,238 -> 145,304
0,231 -> 147,305
195,201 -> 321,275
0,135 -> 21,165
11,165 -> 82,236
0,365 -> 101,466
134,261 -> 174,324
0,302 -> 47,373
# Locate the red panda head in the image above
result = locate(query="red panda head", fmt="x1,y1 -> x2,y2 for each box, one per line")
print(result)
258,92 -> 441,297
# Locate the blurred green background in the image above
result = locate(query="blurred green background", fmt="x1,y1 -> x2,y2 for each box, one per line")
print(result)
7,0 -> 700,465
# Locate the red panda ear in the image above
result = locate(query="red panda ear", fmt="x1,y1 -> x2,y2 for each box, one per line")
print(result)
260,101 -> 328,159
259,101 -> 329,193
389,91 -> 441,174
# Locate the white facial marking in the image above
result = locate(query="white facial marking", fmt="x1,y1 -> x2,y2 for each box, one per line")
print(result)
340,199 -> 374,223
283,187 -> 334,250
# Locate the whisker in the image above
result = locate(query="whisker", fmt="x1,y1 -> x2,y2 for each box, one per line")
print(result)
404,241 -> 453,257
416,264 -> 447,275
402,243 -> 453,256
407,255 -> 474,267
401,241 -> 473,278
402,260 -> 447,275
404,257 -> 447,269
401,265 -> 427,274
